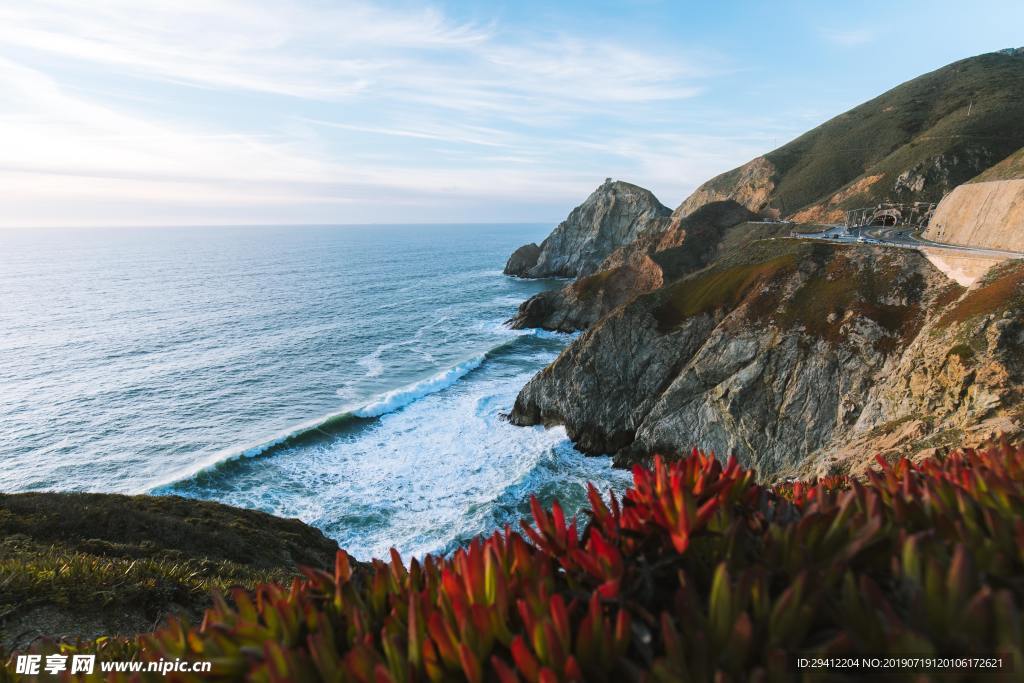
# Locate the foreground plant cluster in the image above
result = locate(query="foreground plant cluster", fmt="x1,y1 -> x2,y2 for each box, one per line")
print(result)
7,446 -> 1024,681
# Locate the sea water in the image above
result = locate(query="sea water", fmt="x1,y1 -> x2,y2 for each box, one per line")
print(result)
0,224 -> 631,559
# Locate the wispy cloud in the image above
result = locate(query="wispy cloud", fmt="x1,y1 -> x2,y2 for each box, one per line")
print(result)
819,27 -> 876,47
0,0 -> 763,226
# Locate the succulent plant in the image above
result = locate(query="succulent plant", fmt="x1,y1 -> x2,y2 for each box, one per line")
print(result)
6,444 -> 1024,681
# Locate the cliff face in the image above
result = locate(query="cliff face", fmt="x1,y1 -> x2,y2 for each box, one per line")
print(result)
677,49 -> 1024,221
674,157 -> 776,218
503,179 -> 671,279
802,260 -> 1024,477
510,240 -> 1024,478
508,201 -> 758,331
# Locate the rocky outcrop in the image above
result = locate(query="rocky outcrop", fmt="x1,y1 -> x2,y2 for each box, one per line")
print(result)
511,240 -> 1024,479
674,157 -> 776,218
503,179 -> 672,279
504,243 -> 542,277
509,258 -> 665,331
508,201 -> 759,331
799,260 -> 1024,477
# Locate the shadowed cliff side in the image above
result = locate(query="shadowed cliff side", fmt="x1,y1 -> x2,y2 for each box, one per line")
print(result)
510,239 -> 1024,478
923,146 -> 1024,251
508,201 -> 759,331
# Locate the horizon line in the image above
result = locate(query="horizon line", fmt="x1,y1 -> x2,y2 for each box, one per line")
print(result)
0,220 -> 558,231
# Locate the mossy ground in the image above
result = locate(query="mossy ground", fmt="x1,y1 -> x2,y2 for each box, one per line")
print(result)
0,493 -> 338,650
652,240 -> 926,351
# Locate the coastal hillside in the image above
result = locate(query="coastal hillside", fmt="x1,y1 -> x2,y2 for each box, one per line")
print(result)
510,240 -> 1024,477
0,493 -> 338,650
502,47 -> 1024,479
509,200 -> 758,331
678,48 -> 1024,223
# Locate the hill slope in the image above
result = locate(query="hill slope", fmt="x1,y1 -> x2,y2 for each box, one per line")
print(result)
0,493 -> 338,650
511,240 -> 1024,476
678,48 -> 1024,223
969,144 -> 1024,182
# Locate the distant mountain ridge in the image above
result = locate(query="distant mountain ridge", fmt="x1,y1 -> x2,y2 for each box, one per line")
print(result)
678,48 -> 1024,223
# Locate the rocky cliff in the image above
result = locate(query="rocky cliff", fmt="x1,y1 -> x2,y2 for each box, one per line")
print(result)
510,239 -> 1024,479
677,49 -> 1024,222
800,259 -> 1024,477
508,201 -> 758,331
503,179 -> 671,279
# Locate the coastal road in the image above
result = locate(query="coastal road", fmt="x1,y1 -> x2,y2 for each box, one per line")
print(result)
793,224 -> 1024,260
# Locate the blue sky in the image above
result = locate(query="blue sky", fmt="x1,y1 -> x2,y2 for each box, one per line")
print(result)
1,0 -> 1021,227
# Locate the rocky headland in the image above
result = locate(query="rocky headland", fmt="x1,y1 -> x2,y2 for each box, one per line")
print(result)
503,179 -> 672,279
505,48 -> 1024,479
510,240 -> 1024,477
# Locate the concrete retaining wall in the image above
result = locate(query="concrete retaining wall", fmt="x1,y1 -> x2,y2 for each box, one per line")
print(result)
924,179 -> 1024,251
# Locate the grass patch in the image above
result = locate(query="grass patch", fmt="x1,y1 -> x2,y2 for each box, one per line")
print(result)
947,343 -> 976,362
652,252 -> 796,331
0,537 -> 290,618
0,492 -> 338,647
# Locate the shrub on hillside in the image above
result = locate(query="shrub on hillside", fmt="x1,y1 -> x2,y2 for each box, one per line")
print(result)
6,445 -> 1024,681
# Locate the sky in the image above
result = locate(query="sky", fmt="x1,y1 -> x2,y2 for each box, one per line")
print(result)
1,0 -> 1022,227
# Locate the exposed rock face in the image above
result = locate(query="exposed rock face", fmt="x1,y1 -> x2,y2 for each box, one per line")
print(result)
509,258 -> 665,331
504,179 -> 672,279
508,201 -> 758,331
511,240 -> 1024,479
674,157 -> 776,218
800,261 -> 1024,477
503,243 -> 541,277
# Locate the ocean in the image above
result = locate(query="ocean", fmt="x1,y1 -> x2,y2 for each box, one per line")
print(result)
0,224 -> 631,559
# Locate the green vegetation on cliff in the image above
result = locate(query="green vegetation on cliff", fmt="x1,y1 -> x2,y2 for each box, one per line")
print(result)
684,48 -> 1024,218
0,493 -> 338,650
970,145 -> 1024,182
652,240 -> 934,351
938,259 -> 1024,327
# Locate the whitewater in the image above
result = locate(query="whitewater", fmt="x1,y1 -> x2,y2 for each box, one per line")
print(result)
0,224 -> 631,559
